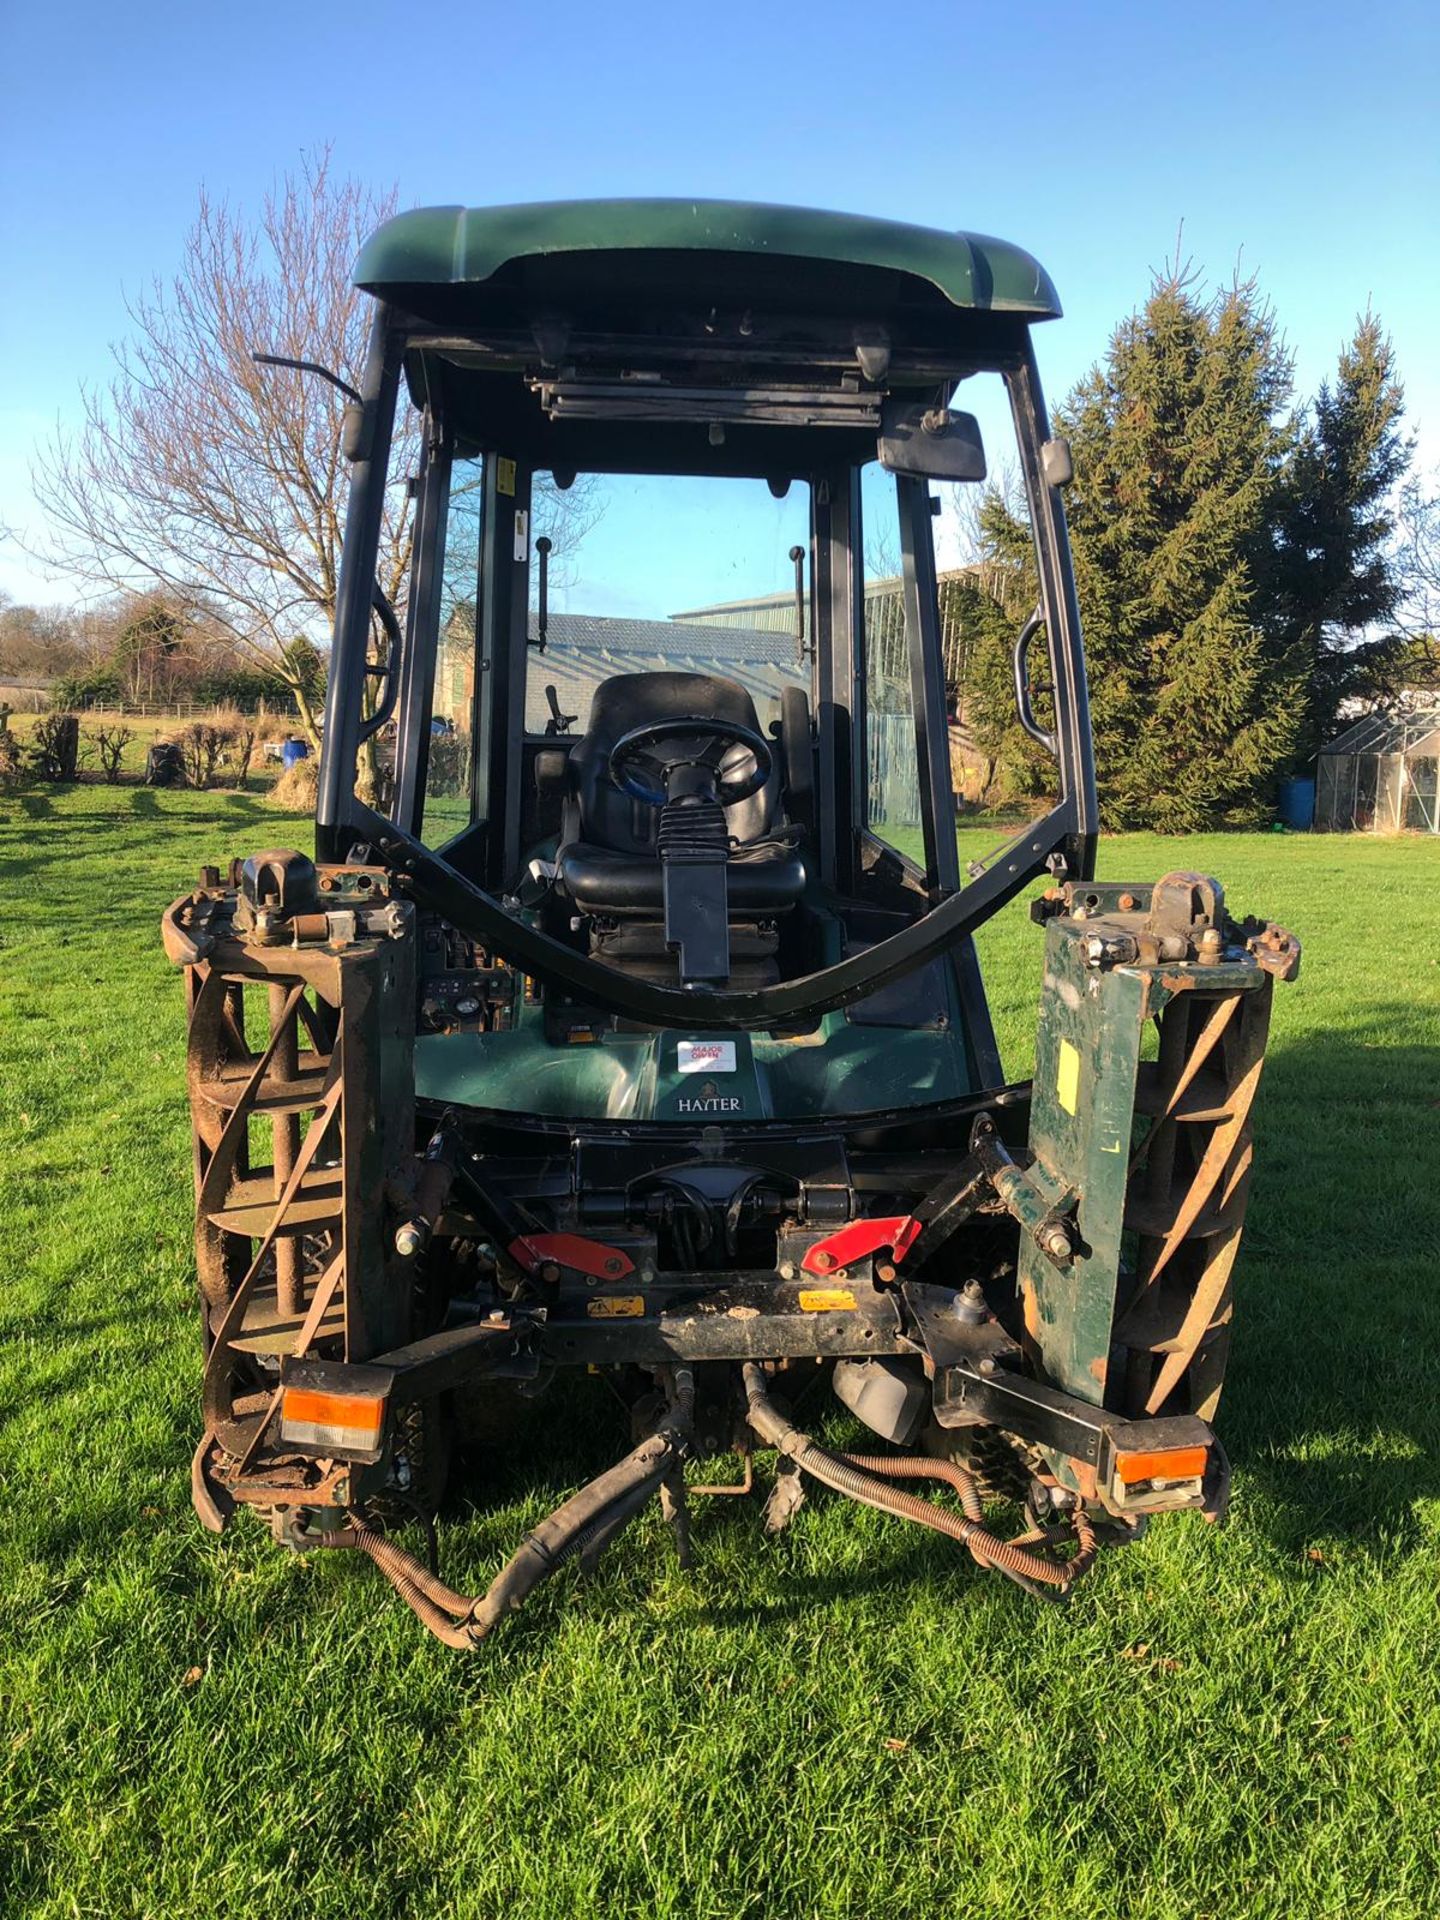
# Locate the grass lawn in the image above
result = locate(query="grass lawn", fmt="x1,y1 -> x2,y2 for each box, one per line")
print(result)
2,783 -> 1439,1918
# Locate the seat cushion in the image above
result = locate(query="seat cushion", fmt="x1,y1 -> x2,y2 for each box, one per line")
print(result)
559,841 -> 806,916
591,917 -> 781,988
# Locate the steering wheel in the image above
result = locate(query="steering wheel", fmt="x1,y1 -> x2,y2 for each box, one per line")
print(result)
608,715 -> 773,808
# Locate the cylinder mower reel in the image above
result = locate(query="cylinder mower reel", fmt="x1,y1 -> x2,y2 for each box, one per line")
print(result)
164,198 -> 1296,1649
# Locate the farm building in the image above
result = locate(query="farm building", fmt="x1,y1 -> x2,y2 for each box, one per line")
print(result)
0,674 -> 56,713
1314,706 -> 1440,834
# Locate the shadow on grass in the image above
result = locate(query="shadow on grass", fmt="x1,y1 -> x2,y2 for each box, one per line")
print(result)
79,787 -> 276,832
0,789 -> 290,906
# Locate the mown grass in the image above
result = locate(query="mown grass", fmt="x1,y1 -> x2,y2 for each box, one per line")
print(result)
2,783 -> 1438,1919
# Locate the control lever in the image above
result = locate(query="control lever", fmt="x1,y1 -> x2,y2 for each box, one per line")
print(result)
544,684 -> 577,736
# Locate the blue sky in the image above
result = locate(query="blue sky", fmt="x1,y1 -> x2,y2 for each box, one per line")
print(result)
1,0 -> 1436,609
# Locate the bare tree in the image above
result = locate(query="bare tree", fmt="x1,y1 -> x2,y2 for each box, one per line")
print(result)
177,720 -> 235,790
91,722 -> 134,782
30,155 -> 418,746
0,592 -> 85,680
1397,473 -> 1440,641
220,716 -> 259,789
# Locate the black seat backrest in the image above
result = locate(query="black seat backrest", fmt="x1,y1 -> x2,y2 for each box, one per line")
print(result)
564,671 -> 781,856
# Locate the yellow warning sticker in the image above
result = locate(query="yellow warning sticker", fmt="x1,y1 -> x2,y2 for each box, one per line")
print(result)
587,1295 -> 645,1318
1057,1039 -> 1081,1116
496,456 -> 516,496
798,1287 -> 857,1313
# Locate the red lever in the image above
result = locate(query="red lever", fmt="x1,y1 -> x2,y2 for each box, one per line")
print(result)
800,1215 -> 921,1276
509,1233 -> 635,1280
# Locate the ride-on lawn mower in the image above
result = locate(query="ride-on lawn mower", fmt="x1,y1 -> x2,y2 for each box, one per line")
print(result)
165,201 -> 1299,1645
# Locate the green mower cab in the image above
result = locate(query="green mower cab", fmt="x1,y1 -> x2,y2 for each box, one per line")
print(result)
165,200 -> 1298,1644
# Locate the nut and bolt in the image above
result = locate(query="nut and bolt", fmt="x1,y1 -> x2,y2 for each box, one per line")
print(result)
1042,1226 -> 1073,1260
876,1260 -> 897,1284
978,1357 -> 998,1375
1199,926 -> 1224,957
811,1249 -> 835,1272
1117,891 -> 1137,911
954,1278 -> 989,1324
394,1221 -> 425,1258
778,1261 -> 796,1280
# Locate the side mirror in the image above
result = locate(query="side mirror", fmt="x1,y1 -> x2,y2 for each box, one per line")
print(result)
341,400 -> 369,464
877,401 -> 986,483
1042,437 -> 1074,488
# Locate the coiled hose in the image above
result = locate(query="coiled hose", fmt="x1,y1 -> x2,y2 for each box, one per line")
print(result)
741,1363 -> 1096,1596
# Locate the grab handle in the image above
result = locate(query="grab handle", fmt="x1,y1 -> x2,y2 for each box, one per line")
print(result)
1012,605 -> 1058,757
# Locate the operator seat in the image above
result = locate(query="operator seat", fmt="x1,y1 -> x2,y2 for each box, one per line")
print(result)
556,672 -> 807,977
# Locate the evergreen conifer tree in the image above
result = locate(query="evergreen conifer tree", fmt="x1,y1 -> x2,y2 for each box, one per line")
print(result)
1056,271 -> 1301,829
942,276 -> 1414,830
1269,315 -> 1410,759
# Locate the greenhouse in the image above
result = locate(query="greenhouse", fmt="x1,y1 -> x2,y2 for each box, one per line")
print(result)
1315,706 -> 1440,833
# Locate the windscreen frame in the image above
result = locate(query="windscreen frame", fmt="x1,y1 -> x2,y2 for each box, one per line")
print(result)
317,304 -> 1098,1033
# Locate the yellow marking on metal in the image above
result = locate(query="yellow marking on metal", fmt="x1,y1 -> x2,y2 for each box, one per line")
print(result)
587,1294 -> 645,1318
496,456 -> 517,495
1057,1038 -> 1081,1115
798,1287 -> 857,1312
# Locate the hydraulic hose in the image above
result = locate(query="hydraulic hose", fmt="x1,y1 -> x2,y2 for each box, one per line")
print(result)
841,1452 -> 987,1524
320,1412 -> 690,1647
741,1363 -> 1095,1594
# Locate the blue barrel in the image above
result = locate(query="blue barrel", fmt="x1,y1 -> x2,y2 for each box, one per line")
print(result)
281,737 -> 310,769
1277,776 -> 1314,830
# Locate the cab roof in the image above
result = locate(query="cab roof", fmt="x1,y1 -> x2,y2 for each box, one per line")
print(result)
354,198 -> 1061,320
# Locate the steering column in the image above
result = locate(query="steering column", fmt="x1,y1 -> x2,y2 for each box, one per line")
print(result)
607,715 -> 773,986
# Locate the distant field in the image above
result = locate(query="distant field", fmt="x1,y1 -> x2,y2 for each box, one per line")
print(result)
2,784 -> 1439,1918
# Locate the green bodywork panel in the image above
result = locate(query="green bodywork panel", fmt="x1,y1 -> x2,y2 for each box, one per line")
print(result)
355,199 -> 1061,317
1021,928 -> 1159,1405
1021,913 -> 1267,1412
415,1008 -> 975,1122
